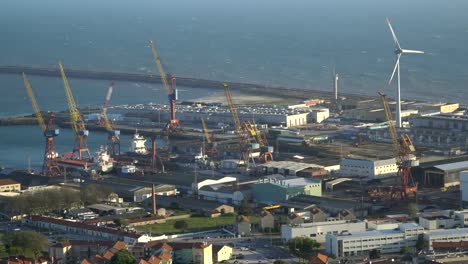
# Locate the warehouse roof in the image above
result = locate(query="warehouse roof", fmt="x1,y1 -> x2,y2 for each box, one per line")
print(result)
433,161 -> 468,172
338,229 -> 401,239
260,161 -> 323,172
426,227 -> 468,237
256,176 -> 320,188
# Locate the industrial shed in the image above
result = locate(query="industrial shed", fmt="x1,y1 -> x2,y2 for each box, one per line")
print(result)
251,177 -> 321,204
422,161 -> 468,188
259,161 -> 323,176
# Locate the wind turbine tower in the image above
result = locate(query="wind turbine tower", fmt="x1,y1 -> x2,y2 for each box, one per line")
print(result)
334,71 -> 339,102
386,18 -> 424,128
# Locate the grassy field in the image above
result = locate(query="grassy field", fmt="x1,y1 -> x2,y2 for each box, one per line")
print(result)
136,215 -> 259,235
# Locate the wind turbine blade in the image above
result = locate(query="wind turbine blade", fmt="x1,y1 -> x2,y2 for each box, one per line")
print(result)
401,49 -> 424,54
386,18 -> 401,50
388,54 -> 401,85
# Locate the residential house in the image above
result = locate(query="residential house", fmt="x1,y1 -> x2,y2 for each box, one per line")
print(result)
0,256 -> 52,264
212,245 -> 233,263
287,212 -> 304,225
260,211 -> 275,231
339,209 -> 356,221
309,253 -> 329,264
49,240 -> 114,264
206,205 -> 235,218
236,215 -> 251,236
0,179 -> 21,192
310,207 -> 327,222
193,243 -> 212,264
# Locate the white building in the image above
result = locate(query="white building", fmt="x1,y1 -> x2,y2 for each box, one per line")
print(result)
197,184 -> 249,205
339,158 -> 397,179
326,223 -> 424,257
425,228 -> 468,250
192,176 -> 238,190
460,171 -> 468,206
309,108 -> 330,124
419,212 -> 456,230
454,210 -> 468,227
281,220 -> 366,243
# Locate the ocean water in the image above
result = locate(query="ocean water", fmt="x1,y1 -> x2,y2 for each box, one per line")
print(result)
1,0 -> 468,168
2,0 -> 468,107
0,125 -> 167,170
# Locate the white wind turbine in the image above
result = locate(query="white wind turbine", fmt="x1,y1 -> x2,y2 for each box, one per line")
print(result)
386,18 -> 424,128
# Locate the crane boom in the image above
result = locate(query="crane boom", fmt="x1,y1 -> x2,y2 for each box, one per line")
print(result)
149,39 -> 181,134
201,118 -> 212,144
23,73 -> 46,132
59,61 -> 91,161
223,83 -> 242,134
243,121 -> 264,146
149,39 -> 171,96
59,61 -> 86,135
101,83 -> 114,132
379,92 -> 400,159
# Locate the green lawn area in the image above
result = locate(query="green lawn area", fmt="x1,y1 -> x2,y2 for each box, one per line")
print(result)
136,215 -> 259,235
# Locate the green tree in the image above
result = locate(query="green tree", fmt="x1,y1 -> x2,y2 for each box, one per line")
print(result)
273,260 -> 286,264
3,231 -> 48,257
408,203 -> 419,219
401,245 -> 410,254
110,249 -> 135,264
173,220 -> 188,232
113,217 -> 129,227
416,234 -> 425,250
81,184 -> 113,205
286,237 -> 320,259
238,200 -> 253,216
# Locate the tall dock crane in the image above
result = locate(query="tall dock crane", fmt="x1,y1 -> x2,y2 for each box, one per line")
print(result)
149,39 -> 181,134
23,73 -> 60,176
370,92 -> 417,200
223,83 -> 253,166
100,82 -> 120,155
59,61 -> 93,162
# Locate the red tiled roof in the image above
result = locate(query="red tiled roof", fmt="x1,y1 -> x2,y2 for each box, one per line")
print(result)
0,179 -> 19,186
1,256 -> 52,264
112,241 -> 128,251
81,258 -> 93,264
147,256 -> 160,264
102,250 -> 114,260
136,259 -> 150,264
433,241 -> 468,249
309,253 -> 328,264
